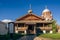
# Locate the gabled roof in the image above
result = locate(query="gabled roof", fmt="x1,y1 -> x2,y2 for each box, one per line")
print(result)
16,13 -> 44,21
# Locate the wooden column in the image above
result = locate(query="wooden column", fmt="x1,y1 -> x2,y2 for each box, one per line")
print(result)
24,24 -> 25,27
24,24 -> 27,34
43,23 -> 46,33
25,24 -> 28,34
43,23 -> 44,27
34,24 -> 36,34
47,23 -> 48,27
43,23 -> 45,30
17,23 -> 18,30
15,23 -> 18,33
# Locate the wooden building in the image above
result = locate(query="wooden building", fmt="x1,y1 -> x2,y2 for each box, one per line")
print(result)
14,7 -> 54,34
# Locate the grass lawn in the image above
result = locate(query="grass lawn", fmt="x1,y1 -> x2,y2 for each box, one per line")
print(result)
38,33 -> 60,39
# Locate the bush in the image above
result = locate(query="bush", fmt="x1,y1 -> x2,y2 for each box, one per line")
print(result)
0,33 -> 25,40
0,34 -> 10,40
52,20 -> 57,33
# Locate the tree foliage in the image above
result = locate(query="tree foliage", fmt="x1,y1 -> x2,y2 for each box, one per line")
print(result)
52,20 -> 57,33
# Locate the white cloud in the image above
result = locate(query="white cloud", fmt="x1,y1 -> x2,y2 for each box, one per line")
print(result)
1,19 -> 13,23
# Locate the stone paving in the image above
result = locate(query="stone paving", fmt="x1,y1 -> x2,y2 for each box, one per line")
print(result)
17,35 -> 36,40
17,35 -> 52,40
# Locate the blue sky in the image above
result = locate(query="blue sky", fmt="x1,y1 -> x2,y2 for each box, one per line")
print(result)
0,0 -> 60,25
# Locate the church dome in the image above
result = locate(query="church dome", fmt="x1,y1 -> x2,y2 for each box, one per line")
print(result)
42,8 -> 50,13
42,6 -> 50,13
42,6 -> 53,20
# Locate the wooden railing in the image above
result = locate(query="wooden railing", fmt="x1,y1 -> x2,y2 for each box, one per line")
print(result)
38,27 -> 52,30
15,26 -> 28,31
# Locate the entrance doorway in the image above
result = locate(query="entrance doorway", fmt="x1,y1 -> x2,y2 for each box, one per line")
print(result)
27,25 -> 34,34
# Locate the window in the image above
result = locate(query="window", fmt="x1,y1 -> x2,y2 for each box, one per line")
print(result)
18,23 -> 24,27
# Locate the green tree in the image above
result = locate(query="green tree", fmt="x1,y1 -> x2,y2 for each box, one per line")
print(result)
52,20 -> 57,33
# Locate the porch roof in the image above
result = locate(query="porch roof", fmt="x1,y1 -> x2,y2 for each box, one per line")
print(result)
15,20 -> 54,23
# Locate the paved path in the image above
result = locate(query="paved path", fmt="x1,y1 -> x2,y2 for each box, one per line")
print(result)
17,35 -> 36,40
17,35 -> 52,40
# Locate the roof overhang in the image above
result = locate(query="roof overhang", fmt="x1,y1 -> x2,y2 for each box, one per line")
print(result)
15,20 -> 53,23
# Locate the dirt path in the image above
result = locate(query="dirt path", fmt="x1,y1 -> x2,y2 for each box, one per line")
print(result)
34,37 -> 52,40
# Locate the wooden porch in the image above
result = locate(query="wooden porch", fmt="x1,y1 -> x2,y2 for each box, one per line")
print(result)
15,22 -> 52,34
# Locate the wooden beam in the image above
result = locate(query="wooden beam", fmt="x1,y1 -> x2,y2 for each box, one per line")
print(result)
17,23 -> 18,30
43,23 -> 44,27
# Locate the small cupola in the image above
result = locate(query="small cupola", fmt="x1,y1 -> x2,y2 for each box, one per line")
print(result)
28,9 -> 32,13
28,4 -> 33,13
